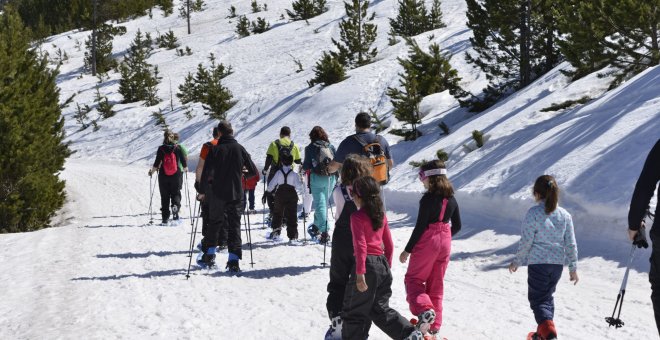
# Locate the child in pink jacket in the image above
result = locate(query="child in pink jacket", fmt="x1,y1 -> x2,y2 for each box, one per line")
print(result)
342,176 -> 428,340
400,160 -> 461,337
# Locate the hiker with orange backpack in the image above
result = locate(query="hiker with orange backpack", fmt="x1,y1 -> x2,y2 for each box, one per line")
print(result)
149,130 -> 188,225
328,112 -> 392,187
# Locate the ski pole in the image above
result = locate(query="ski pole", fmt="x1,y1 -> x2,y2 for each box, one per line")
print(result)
247,210 -> 255,267
605,244 -> 636,328
321,175 -> 331,267
187,204 -> 201,258
262,174 -> 267,228
185,204 -> 202,279
148,174 -> 157,225
184,172 -> 194,225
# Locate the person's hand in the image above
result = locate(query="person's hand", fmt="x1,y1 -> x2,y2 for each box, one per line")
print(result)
197,194 -> 205,202
356,274 -> 368,292
629,221 -> 644,241
148,168 -> 156,176
569,271 -> 579,285
261,194 -> 267,204
399,251 -> 410,264
508,262 -> 518,273
262,169 -> 268,176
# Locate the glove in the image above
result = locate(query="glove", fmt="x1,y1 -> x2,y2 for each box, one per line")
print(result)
261,194 -> 267,204
633,224 -> 649,249
148,168 -> 155,176
262,168 -> 268,176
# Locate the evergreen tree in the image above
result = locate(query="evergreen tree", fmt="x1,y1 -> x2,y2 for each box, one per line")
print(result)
462,0 -> 561,111
84,24 -> 126,74
158,0 -> 174,16
94,87 -> 116,119
227,5 -> 237,18
287,0 -> 328,21
557,0 -> 660,85
0,9 -> 71,233
332,0 -> 378,68
236,16 -> 251,38
427,0 -> 445,30
156,30 -> 179,49
389,0 -> 429,38
251,17 -> 271,34
118,30 -> 161,105
74,103 -> 92,129
308,51 -> 347,86
177,54 -> 235,119
252,0 -> 261,13
387,39 -> 463,139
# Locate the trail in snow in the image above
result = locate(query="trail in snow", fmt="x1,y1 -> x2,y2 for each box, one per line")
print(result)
0,160 -> 656,339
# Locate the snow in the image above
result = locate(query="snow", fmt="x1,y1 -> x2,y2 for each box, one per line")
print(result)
2,0 -> 659,338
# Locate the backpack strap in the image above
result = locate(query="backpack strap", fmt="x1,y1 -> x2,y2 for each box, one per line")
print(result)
280,168 -> 293,185
352,134 -> 367,147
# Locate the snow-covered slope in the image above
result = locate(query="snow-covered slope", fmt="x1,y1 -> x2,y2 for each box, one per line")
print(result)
4,0 -> 658,338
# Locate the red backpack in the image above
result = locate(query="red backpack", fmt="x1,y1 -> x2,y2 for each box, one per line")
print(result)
162,146 -> 178,176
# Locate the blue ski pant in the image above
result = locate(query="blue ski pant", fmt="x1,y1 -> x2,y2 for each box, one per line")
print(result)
528,264 -> 563,324
310,173 -> 335,233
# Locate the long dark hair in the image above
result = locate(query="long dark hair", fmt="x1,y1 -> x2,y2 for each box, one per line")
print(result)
340,155 -> 372,185
352,176 -> 385,231
421,160 -> 454,197
309,126 -> 329,143
534,175 -> 559,214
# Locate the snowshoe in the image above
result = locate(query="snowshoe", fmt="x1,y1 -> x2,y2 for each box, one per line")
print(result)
318,232 -> 331,244
266,229 -> 282,241
527,332 -> 541,340
324,316 -> 342,340
226,260 -> 241,273
415,310 -> 435,334
307,224 -> 320,239
196,253 -> 216,269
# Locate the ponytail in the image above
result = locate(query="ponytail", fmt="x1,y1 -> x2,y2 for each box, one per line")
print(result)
352,176 -> 384,231
533,175 -> 559,214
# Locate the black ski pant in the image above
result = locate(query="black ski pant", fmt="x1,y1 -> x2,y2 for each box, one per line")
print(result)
203,193 -> 242,259
342,255 -> 415,340
327,227 -> 358,318
271,187 -> 298,239
158,174 -> 181,220
650,226 -> 660,335
201,200 -> 228,247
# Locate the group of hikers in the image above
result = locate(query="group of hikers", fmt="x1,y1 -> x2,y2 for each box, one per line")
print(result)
147,112 -> 660,340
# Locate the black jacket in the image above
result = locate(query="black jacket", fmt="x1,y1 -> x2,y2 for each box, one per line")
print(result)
629,138 -> 660,231
153,144 -> 187,177
405,193 -> 461,253
201,135 -> 256,201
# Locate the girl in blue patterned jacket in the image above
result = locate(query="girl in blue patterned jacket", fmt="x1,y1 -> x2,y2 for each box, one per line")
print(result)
509,175 -> 579,340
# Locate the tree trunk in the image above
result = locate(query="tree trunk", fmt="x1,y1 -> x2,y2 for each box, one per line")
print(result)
520,0 -> 531,88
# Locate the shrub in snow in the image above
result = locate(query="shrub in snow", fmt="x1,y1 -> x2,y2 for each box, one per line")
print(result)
436,149 -> 448,162
472,130 -> 484,148
177,54 -> 235,120
252,0 -> 262,13
236,16 -> 251,38
308,52 -> 346,87
389,0 -> 445,38
156,30 -> 179,50
251,17 -> 271,34
227,5 -> 237,18
287,0 -> 328,21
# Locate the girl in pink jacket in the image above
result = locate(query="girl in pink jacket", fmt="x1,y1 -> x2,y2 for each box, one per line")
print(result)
342,176 -> 428,340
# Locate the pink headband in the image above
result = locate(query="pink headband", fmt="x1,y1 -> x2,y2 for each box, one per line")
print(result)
418,168 -> 447,181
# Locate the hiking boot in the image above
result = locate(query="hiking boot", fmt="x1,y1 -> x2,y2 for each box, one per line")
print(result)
415,309 -> 436,334
266,229 -> 281,240
307,224 -> 320,239
537,320 -> 557,340
404,330 -> 428,340
161,217 -> 169,225
324,316 -> 342,340
226,260 -> 240,273
171,205 -> 179,220
318,232 -> 331,244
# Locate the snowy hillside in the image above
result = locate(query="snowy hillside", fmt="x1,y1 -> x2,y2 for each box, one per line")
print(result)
2,0 -> 659,338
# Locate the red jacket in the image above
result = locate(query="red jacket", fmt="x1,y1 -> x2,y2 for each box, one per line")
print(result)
242,173 -> 260,190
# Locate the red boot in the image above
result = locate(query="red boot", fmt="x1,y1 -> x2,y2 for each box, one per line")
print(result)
537,320 -> 557,339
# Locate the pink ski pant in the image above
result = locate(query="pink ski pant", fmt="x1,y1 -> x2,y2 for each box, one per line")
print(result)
405,199 -> 451,331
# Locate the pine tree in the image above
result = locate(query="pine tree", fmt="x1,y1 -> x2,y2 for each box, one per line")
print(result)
177,54 -> 235,119
0,9 -> 71,233
236,16 -> 251,38
387,39 -> 463,139
84,24 -> 126,74
332,0 -> 378,68
228,5 -> 237,18
157,30 -> 179,49
389,0 -> 429,38
118,30 -> 161,105
251,17 -> 271,34
252,0 -> 261,13
308,51 -> 347,87
158,0 -> 174,16
287,0 -> 328,21
95,87 -> 116,119
427,0 -> 445,30
462,0 -> 561,111
557,0 -> 660,85
74,103 -> 92,129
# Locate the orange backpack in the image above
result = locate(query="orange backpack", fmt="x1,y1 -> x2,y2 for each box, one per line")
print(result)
353,135 -> 389,185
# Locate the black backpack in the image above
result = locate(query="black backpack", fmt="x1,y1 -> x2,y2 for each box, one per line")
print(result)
275,140 -> 294,167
